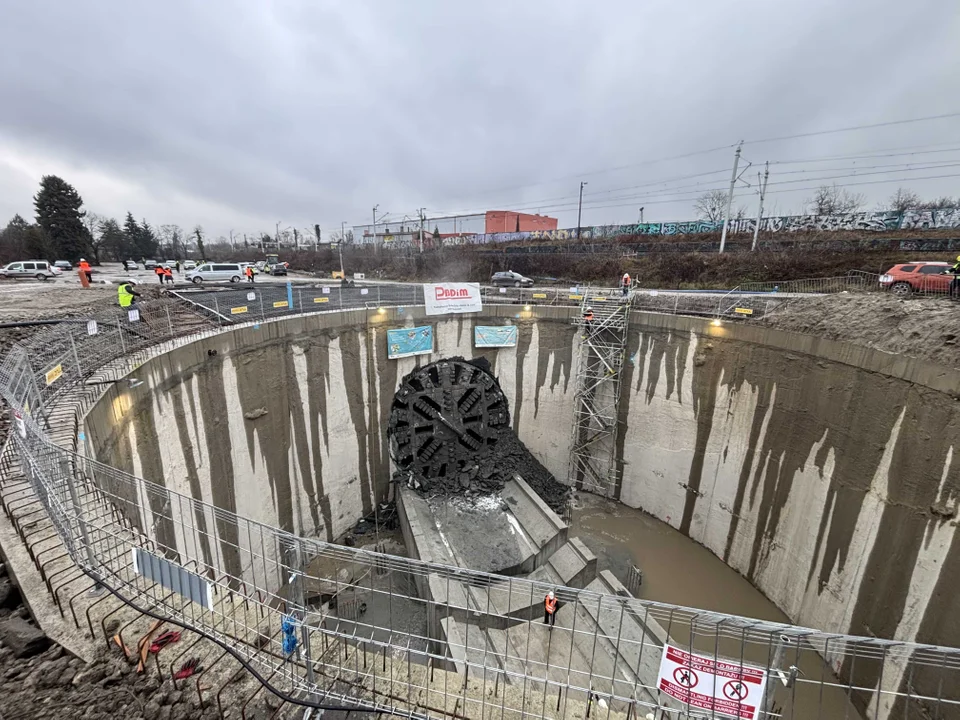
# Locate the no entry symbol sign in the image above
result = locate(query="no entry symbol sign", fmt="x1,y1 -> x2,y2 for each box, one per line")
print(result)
657,644 -> 768,719
673,667 -> 698,688
723,680 -> 749,701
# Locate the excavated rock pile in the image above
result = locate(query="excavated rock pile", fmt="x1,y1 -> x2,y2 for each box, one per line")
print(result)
396,430 -> 570,515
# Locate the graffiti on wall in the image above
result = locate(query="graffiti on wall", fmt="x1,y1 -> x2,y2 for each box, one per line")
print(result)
454,208 -> 960,245
369,208 -> 960,248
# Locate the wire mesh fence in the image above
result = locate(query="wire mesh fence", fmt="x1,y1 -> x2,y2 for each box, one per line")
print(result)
2,281 -> 959,717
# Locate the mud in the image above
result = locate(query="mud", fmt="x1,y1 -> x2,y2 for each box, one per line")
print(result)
571,495 -> 862,719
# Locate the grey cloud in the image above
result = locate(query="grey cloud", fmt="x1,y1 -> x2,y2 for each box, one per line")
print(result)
1,0 -> 958,236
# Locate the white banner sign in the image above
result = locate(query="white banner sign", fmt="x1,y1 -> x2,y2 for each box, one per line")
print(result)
423,283 -> 482,316
657,645 -> 768,719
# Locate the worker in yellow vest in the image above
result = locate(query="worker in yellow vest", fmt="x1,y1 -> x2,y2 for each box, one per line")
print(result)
118,280 -> 141,308
621,272 -> 631,297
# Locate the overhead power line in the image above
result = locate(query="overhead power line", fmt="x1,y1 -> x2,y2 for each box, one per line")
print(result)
742,111 -> 960,146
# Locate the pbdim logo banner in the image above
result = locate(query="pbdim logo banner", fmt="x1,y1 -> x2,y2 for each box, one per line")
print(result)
423,283 -> 482,316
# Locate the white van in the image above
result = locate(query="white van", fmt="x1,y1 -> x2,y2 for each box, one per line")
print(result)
186,263 -> 244,284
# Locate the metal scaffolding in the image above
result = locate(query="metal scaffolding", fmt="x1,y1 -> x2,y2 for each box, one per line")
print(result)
568,289 -> 629,498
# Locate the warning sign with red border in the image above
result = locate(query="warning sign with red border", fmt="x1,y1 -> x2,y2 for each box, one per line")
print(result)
657,645 -> 767,719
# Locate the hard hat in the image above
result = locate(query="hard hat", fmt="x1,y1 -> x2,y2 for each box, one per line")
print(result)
956,255 -> 960,261
548,591 -> 555,599
585,307 -> 592,312
127,279 -> 137,285
80,258 -> 86,261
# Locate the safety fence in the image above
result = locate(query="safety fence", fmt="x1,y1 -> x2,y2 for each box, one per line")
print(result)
7,418 -> 960,719
2,287 -> 959,717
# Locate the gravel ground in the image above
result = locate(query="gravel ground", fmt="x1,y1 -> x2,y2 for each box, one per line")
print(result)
760,293 -> 959,366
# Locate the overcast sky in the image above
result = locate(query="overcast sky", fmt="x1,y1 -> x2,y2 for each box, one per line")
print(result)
1,0 -> 959,240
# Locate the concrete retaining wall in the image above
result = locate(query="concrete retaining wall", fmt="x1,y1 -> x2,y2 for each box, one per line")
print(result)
82,303 -> 960,711
83,307 -> 579,547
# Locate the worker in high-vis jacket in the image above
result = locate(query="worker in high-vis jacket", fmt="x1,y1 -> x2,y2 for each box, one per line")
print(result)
118,280 -> 141,309
621,272 -> 631,297
949,255 -> 960,298
544,590 -> 558,627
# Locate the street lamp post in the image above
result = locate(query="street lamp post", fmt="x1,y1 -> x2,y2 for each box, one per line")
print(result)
340,222 -> 347,278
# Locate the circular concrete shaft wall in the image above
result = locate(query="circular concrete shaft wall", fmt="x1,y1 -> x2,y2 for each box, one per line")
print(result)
79,306 -> 960,714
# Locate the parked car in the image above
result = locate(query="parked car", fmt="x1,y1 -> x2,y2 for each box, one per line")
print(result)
879,261 -> 953,295
186,263 -> 244,284
183,260 -> 197,270
54,260 -> 72,271
0,260 -> 57,280
269,263 -> 288,276
49,265 -> 63,276
143,259 -> 159,270
491,270 -> 533,287
123,260 -> 139,270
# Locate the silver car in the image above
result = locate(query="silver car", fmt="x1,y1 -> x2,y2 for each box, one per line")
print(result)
0,260 -> 57,280
186,263 -> 244,284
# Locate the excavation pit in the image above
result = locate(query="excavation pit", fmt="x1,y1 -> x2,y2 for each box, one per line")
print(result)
59,303 -> 960,718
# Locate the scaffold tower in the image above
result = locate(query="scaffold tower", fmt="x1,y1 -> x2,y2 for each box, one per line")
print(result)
568,289 -> 629,498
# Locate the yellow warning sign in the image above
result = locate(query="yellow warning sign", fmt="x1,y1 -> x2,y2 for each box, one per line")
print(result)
532,293 -> 547,299
734,307 -> 754,315
591,297 -> 607,302
231,306 -> 248,315
273,300 -> 289,308
45,364 -> 63,386
569,294 -> 584,300
314,297 -> 330,303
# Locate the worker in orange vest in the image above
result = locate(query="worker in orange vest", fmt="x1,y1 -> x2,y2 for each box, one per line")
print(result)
621,272 -> 631,297
154,264 -> 165,284
162,266 -> 174,284
544,591 -> 558,626
78,258 -> 92,285
245,265 -> 255,283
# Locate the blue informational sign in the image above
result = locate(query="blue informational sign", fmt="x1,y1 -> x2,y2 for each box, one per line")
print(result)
387,325 -> 434,359
474,325 -> 518,348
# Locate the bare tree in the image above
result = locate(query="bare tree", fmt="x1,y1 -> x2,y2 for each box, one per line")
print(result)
807,184 -> 865,215
919,196 -> 958,210
694,190 -> 729,222
82,211 -> 105,263
888,188 -> 921,213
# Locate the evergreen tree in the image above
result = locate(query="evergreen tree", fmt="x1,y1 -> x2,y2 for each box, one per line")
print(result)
138,219 -> 159,257
33,175 -> 92,260
194,226 -> 206,260
99,218 -> 127,261
122,213 -> 150,260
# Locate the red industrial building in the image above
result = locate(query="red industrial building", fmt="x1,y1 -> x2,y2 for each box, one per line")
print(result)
484,211 -> 558,234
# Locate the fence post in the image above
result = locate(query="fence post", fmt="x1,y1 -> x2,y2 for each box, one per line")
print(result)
117,314 -> 126,354
213,297 -> 222,326
165,305 -> 173,336
260,293 -> 265,321
68,330 -> 82,378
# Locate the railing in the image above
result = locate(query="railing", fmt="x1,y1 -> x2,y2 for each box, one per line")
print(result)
2,281 -> 958,717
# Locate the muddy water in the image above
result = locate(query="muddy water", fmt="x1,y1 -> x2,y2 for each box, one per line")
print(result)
572,494 -> 863,719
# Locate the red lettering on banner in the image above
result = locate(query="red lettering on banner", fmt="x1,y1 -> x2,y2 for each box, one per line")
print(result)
434,286 -> 471,300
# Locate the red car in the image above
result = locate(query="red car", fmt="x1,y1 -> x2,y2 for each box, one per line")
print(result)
879,261 -> 953,295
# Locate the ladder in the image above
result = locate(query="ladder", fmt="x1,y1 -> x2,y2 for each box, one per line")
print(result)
567,288 -> 629,498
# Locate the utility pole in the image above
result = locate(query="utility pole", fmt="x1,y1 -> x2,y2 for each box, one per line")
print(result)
293,228 -> 299,251
577,181 -> 587,239
752,161 -> 770,252
418,208 -> 426,253
719,143 -> 742,254
372,205 -> 379,245
229,229 -> 235,251
339,221 -> 346,278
